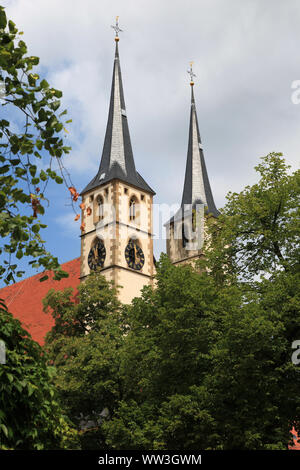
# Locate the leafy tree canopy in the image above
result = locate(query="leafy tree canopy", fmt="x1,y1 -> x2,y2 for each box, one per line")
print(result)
204,153 -> 299,283
43,272 -> 123,449
102,256 -> 299,450
0,300 -> 79,449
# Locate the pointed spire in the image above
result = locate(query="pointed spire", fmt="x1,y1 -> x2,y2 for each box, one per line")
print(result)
81,18 -> 154,196
181,66 -> 219,217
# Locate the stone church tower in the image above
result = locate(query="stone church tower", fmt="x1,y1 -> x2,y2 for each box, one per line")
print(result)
80,23 -> 155,304
165,66 -> 219,266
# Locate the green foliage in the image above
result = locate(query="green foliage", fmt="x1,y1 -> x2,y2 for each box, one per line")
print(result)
0,301 -> 79,449
44,271 -> 123,449
102,256 -> 299,450
43,271 -> 121,341
0,6 -> 72,284
204,153 -> 300,282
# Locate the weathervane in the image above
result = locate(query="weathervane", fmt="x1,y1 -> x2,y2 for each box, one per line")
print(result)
111,16 -> 123,42
187,61 -> 196,86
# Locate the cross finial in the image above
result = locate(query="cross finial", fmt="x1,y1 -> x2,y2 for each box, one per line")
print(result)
187,61 -> 196,86
111,16 -> 123,42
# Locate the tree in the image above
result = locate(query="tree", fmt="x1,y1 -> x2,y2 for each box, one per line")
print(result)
102,255 -> 299,450
201,274 -> 299,450
0,300 -> 79,449
43,271 -> 124,449
204,153 -> 299,283
102,256 -> 223,450
0,5 -> 80,284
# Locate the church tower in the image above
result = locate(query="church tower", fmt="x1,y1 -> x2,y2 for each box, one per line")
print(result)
165,63 -> 219,266
80,19 -> 155,304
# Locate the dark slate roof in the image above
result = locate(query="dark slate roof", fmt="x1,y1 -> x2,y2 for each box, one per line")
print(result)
81,41 -> 155,196
165,85 -> 219,225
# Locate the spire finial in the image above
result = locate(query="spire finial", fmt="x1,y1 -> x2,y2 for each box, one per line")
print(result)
111,16 -> 123,42
187,61 -> 196,86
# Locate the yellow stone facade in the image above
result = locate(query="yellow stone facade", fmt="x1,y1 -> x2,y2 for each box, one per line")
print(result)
80,179 -> 154,304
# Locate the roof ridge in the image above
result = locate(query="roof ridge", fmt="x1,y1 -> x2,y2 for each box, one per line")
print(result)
0,257 -> 81,293
5,276 -> 29,307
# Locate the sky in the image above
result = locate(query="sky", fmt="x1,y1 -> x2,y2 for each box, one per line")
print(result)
1,0 -> 300,282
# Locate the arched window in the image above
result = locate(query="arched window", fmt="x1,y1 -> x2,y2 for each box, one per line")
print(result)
97,195 -> 104,220
129,197 -> 136,221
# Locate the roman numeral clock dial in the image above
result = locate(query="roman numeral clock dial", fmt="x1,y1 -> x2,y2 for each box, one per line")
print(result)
88,240 -> 106,271
125,240 -> 145,271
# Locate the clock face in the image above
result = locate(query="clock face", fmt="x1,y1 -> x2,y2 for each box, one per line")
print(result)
125,240 -> 145,270
88,240 -> 106,271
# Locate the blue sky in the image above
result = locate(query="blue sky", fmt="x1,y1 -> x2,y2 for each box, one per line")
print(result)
1,0 -> 300,285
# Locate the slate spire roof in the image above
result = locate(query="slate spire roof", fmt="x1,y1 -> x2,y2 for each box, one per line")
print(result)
165,79 -> 219,226
180,84 -> 219,217
81,38 -> 155,195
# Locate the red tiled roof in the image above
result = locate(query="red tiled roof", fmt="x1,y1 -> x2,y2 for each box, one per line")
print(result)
0,258 -> 80,345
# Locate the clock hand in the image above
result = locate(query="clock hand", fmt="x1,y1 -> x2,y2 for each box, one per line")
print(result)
93,246 -> 98,261
134,244 -> 140,261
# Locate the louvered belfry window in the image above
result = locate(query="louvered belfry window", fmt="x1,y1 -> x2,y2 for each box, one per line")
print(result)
129,197 -> 136,220
98,195 -> 104,220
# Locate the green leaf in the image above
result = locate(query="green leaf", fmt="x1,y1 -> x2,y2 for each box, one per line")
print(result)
36,140 -> 43,150
6,373 -> 13,383
40,170 -> 48,181
50,100 -> 60,111
0,8 -> 7,29
53,89 -> 63,98
40,79 -> 49,90
8,20 -> 16,33
0,424 -> 8,438
29,165 -> 37,177
10,158 -> 20,166
29,56 -> 39,65
27,384 -> 35,397
31,225 -> 40,234
55,176 -> 63,184
38,108 -> 48,122
28,73 -> 37,87
0,165 -> 10,174
16,250 -> 23,260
